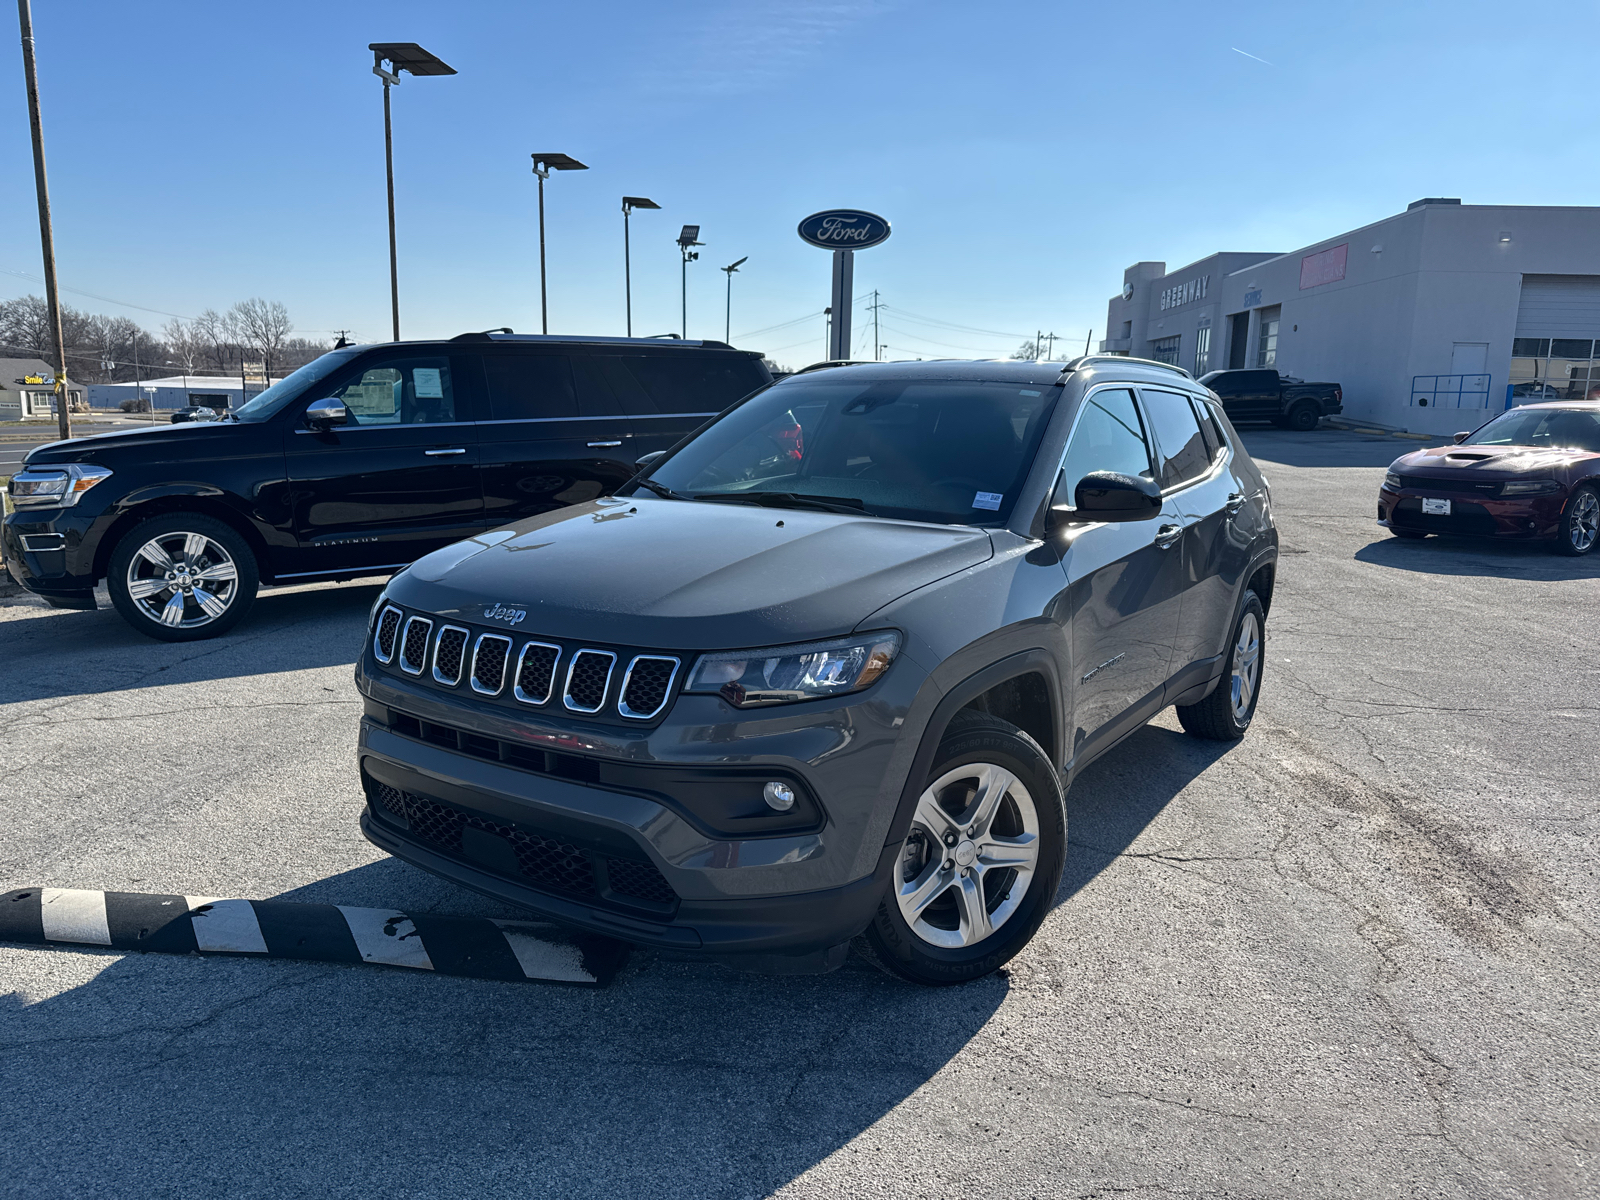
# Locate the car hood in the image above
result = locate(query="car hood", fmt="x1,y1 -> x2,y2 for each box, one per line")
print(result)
385,496 -> 995,649
1393,443 -> 1597,476
25,421 -> 238,464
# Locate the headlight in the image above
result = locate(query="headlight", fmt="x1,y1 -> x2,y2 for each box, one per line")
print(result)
1500,479 -> 1561,496
8,463 -> 113,509
1383,471 -> 1403,490
686,632 -> 901,707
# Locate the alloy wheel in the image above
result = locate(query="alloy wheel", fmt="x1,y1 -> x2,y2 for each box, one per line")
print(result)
124,530 -> 240,629
895,761 -> 1040,949
1231,610 -> 1262,721
1570,490 -> 1599,553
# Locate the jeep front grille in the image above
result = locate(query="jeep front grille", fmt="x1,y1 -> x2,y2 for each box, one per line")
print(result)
432,626 -> 469,685
618,655 -> 680,720
564,650 -> 616,713
399,617 -> 433,674
514,641 -> 561,705
374,606 -> 402,663
471,634 -> 512,695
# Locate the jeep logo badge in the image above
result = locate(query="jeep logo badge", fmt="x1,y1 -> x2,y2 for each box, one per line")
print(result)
483,603 -> 527,626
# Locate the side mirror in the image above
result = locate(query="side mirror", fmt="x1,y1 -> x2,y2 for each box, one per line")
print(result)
1050,471 -> 1162,526
304,398 -> 349,429
1452,431 -> 1470,444
635,449 -> 666,469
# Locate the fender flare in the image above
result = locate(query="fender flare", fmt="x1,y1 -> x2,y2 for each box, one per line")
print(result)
881,648 -> 1063,849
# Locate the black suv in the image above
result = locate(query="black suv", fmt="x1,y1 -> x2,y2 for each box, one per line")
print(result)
3,334 -> 770,640
354,356 -> 1279,983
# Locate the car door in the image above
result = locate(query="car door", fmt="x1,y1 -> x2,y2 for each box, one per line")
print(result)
1057,386 -> 1188,762
1139,388 -> 1250,684
283,352 -> 484,575
476,349 -> 638,527
591,351 -> 768,461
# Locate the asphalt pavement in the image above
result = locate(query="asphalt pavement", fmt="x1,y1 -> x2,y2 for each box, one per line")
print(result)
0,426 -> 1594,1199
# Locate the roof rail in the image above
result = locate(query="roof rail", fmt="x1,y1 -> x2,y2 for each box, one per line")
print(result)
792,359 -> 873,375
1060,354 -> 1192,380
450,327 -> 514,342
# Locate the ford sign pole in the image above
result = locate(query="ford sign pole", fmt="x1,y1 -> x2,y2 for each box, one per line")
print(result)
797,210 -> 890,363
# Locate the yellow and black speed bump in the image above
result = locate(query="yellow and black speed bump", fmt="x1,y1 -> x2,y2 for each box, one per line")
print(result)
0,888 -> 629,986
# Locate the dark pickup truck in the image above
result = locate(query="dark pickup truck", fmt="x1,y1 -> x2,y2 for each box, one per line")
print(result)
1197,369 -> 1342,431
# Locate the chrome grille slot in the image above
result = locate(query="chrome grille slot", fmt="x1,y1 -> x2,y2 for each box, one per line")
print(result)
471,634 -> 513,695
399,617 -> 433,674
514,641 -> 562,705
374,605 -> 403,663
564,649 -> 617,713
432,626 -> 469,686
618,655 -> 680,720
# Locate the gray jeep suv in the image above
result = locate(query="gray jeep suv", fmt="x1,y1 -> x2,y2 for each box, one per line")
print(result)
354,356 -> 1278,984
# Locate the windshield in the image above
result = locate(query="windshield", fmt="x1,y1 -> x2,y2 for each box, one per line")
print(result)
1197,371 -> 1223,386
636,376 -> 1061,525
1463,407 -> 1600,452
233,347 -> 366,421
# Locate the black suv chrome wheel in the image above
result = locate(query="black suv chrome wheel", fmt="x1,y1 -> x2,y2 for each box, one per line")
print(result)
107,514 -> 259,642
867,711 -> 1065,985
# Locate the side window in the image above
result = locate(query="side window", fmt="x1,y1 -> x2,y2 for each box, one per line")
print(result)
1141,389 -> 1210,487
603,355 -> 766,416
1058,388 -> 1154,502
330,358 -> 456,426
482,354 -> 577,421
1188,395 -> 1220,460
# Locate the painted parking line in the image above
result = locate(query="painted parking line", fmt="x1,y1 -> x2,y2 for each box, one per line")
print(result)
0,888 -> 629,986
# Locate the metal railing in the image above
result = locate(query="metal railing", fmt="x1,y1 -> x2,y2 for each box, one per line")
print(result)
1410,374 -> 1491,410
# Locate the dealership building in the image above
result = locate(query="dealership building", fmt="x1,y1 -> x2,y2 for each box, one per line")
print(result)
1100,199 -> 1600,434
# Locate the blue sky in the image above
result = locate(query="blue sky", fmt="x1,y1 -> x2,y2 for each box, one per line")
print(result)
2,0 -> 1594,367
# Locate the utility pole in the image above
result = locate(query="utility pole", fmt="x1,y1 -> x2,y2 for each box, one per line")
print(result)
1042,331 -> 1059,360
17,0 -> 70,441
868,290 -> 884,361
1084,329 -> 1093,356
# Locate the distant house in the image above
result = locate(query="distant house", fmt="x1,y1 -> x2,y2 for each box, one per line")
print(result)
86,375 -> 279,412
0,356 -> 85,420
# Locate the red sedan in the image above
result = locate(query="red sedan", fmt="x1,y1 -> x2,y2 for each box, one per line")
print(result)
1378,401 -> 1600,556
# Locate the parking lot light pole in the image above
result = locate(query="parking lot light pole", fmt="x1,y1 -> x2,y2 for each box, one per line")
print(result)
720,257 -> 746,344
677,225 -> 703,340
622,197 -> 660,337
368,43 -> 455,343
531,154 -> 588,335
17,0 -> 71,441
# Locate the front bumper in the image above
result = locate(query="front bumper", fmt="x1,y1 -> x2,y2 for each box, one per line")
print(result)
2,506 -> 103,599
1377,483 -> 1567,540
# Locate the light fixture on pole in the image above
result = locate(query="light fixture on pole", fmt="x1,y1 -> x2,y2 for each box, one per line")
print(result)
622,196 -> 660,337
720,257 -> 747,344
531,153 -> 588,335
677,225 -> 703,340
368,43 -> 456,343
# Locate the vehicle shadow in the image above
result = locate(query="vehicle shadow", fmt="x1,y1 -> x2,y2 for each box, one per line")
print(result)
0,854 -> 1008,1199
1353,534 -> 1600,581
0,578 -> 385,706
1057,721 -> 1236,904
1237,427 -> 1444,469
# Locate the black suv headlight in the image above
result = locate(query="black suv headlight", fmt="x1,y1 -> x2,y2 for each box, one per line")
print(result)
9,463 -> 113,509
685,632 -> 901,707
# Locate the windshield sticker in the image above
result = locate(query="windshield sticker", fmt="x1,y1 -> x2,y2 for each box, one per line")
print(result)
413,368 -> 444,399
972,492 -> 1003,511
1018,389 -> 1041,396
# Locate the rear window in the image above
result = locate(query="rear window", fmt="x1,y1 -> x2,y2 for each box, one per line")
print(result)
597,354 -> 768,416
483,354 -> 578,420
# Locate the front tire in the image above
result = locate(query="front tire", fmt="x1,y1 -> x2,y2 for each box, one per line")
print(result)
866,711 -> 1066,986
1555,485 -> 1599,557
107,514 -> 259,642
1176,590 -> 1265,741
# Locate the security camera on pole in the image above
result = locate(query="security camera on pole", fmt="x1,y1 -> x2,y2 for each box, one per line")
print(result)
797,209 -> 891,362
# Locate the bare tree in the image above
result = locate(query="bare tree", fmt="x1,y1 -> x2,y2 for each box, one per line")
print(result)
162,318 -> 207,375
230,298 -> 293,380
192,309 -> 234,373
0,295 -> 55,356
1009,339 -> 1041,361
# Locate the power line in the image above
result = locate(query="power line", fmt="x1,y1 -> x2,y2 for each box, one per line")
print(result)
880,305 -> 1031,339
732,309 -> 825,341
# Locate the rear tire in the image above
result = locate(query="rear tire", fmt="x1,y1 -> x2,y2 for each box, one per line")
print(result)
1555,485 -> 1599,557
866,711 -> 1066,986
1285,401 -> 1320,432
1177,590 -> 1265,741
107,513 -> 259,642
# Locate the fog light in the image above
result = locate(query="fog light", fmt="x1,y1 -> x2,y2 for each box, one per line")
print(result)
763,781 -> 796,812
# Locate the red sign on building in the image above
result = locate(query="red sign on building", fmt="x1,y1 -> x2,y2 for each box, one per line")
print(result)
1299,243 -> 1348,289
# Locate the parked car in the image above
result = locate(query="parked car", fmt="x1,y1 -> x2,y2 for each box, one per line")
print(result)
1197,368 -> 1343,431
354,355 -> 1280,983
1379,400 -> 1600,555
2,334 -> 771,641
1510,381 -> 1564,401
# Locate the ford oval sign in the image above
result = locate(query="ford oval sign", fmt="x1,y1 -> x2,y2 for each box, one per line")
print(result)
797,209 -> 891,251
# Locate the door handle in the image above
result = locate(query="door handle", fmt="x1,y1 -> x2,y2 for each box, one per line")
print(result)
1225,491 -> 1246,514
587,440 -> 623,448
424,448 -> 466,456
1153,523 -> 1184,549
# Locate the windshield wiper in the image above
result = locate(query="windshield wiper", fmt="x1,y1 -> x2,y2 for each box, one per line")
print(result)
635,477 -> 691,501
693,491 -> 876,517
